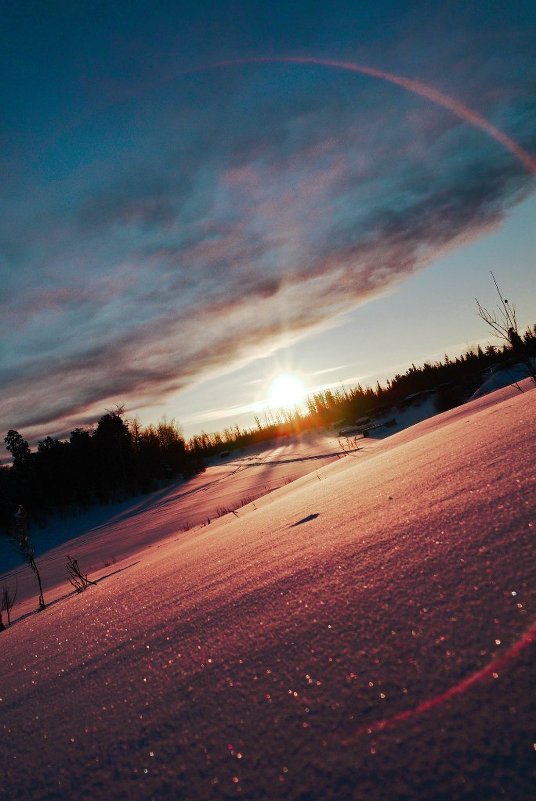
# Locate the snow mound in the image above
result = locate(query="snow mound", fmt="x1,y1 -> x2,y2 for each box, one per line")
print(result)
470,361 -> 535,399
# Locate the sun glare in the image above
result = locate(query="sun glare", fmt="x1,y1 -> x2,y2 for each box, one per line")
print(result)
267,373 -> 306,409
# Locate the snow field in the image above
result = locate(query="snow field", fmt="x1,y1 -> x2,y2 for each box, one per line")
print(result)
0,381 -> 534,800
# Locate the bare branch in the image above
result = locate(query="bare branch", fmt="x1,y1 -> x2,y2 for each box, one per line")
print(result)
476,273 -> 535,385
1,583 -> 17,626
66,555 -> 96,592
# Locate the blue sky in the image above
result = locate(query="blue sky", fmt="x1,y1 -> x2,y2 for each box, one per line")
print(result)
1,1 -> 535,442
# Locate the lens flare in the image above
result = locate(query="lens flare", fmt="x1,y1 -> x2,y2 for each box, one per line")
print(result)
214,56 -> 536,174
339,618 -> 536,741
41,55 -> 536,177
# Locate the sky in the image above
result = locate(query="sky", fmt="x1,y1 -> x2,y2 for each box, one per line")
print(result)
1,0 -> 535,445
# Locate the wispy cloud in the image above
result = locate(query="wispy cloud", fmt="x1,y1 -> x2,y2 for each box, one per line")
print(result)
1,16 -> 535,439
310,365 -> 349,377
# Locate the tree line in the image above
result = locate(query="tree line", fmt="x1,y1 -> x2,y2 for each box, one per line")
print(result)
1,325 -> 535,535
188,325 -> 536,456
0,411 -> 203,533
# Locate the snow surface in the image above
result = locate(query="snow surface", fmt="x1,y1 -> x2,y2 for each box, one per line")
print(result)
0,431 -> 349,593
0,381 -> 535,801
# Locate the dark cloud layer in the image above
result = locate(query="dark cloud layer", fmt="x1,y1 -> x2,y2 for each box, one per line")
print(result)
1,1 -> 535,441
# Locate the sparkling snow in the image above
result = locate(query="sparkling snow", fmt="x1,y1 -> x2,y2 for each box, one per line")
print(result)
0,382 -> 534,801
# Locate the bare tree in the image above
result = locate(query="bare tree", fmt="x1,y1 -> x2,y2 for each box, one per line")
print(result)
14,505 -> 45,611
476,273 -> 536,384
1,584 -> 17,627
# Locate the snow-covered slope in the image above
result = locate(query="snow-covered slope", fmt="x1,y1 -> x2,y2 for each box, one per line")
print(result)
470,360 -> 535,399
0,431 -> 347,603
0,382 -> 534,801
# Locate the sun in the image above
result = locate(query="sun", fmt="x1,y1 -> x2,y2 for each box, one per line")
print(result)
267,373 -> 306,409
